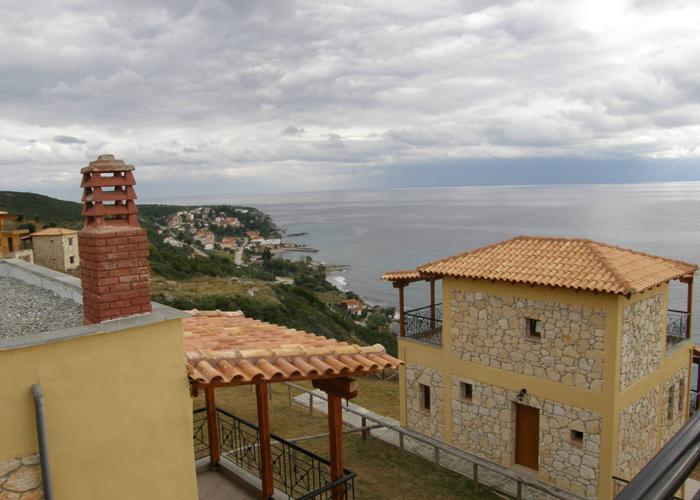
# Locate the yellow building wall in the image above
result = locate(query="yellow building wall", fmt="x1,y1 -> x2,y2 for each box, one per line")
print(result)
399,278 -> 692,499
0,319 -> 198,500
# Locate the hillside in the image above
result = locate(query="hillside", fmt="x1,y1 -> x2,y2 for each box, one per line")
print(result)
0,191 -> 82,228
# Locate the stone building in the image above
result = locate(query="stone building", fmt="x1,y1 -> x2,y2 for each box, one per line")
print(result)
383,236 -> 696,499
29,228 -> 79,272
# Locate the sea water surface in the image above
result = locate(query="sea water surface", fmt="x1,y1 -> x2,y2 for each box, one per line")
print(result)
169,182 -> 700,339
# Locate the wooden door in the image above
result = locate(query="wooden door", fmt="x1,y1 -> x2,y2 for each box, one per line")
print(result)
515,404 -> 539,470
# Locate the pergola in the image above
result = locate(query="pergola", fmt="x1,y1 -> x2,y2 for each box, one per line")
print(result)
380,270 -> 439,338
183,310 -> 402,499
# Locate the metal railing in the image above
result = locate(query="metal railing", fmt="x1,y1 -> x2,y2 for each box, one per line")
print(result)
691,391 -> 699,417
667,309 -> 689,347
403,303 -> 442,345
614,411 -> 700,499
285,382 -> 578,500
193,407 -> 356,499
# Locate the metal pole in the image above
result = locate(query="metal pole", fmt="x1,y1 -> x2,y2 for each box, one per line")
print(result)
31,384 -> 53,500
398,284 -> 406,337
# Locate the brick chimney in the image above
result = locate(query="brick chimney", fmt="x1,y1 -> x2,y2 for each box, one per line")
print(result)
78,154 -> 151,324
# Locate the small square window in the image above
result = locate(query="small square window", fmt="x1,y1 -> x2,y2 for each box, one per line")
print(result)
526,318 -> 542,339
68,238 -> 74,246
570,429 -> 584,445
69,256 -> 75,264
461,382 -> 473,401
420,384 -> 431,411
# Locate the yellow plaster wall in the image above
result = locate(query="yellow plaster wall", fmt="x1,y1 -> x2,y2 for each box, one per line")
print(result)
0,319 -> 198,500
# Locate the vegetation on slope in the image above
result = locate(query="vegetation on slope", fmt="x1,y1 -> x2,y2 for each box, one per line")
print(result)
0,191 -> 82,228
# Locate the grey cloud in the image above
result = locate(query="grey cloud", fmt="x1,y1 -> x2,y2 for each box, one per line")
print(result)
53,135 -> 86,144
282,126 -> 305,136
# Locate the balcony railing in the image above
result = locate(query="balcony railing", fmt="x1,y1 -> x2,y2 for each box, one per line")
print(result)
193,407 -> 356,499
667,309 -> 690,349
403,304 -> 442,345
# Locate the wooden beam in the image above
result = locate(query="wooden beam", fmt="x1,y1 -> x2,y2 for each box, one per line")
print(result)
313,377 -> 358,399
398,284 -> 405,337
204,385 -> 220,467
327,393 -> 345,500
256,382 -> 274,499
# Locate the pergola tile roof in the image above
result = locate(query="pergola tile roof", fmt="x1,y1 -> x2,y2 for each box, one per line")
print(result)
384,236 -> 696,296
183,310 -> 401,385
380,269 -> 424,281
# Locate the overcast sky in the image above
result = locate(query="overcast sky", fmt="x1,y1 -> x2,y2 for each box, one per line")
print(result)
2,0 -> 700,201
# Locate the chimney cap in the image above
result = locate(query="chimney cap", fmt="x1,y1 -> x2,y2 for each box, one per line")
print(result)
81,154 -> 135,174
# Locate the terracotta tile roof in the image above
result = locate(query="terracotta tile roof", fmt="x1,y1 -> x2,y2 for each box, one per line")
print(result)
410,236 -> 696,295
183,310 -> 402,385
30,228 -> 79,237
380,269 -> 424,281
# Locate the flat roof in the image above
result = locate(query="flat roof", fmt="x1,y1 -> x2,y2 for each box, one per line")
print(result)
0,259 -> 187,351
0,274 -> 83,339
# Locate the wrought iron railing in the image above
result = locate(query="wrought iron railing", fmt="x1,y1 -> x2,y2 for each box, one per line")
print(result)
691,391 -> 699,417
667,309 -> 689,348
195,407 -> 356,499
193,408 -> 210,460
403,303 -> 442,345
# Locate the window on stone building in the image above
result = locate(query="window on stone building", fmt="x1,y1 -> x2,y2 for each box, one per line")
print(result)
570,429 -> 584,446
460,382 -> 473,401
420,384 -> 431,411
69,256 -> 75,264
525,318 -> 542,339
679,381 -> 685,413
68,238 -> 74,246
668,386 -> 675,421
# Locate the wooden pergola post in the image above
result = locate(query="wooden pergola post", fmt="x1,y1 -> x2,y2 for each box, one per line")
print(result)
429,278 -> 436,334
313,378 -> 358,500
204,385 -> 220,467
256,382 -> 274,499
396,282 -> 406,337
686,276 -> 694,339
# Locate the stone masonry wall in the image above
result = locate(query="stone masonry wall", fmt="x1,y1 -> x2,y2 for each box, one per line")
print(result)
450,290 -> 606,391
0,454 -> 43,499
616,388 -> 659,480
405,364 -> 443,439
662,367 -> 689,444
31,237 -> 65,272
450,376 -> 513,465
450,378 -> 601,498
619,293 -> 664,391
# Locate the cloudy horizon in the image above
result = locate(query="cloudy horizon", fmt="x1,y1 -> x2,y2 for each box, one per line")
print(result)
2,0 -> 700,201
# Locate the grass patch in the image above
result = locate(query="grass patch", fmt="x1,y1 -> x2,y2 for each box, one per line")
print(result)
194,379 -> 492,500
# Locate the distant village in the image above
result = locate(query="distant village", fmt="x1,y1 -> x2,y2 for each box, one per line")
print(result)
157,206 -> 315,264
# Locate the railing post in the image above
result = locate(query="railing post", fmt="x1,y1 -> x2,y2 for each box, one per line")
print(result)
473,463 -> 478,489
361,417 -> 368,441
309,393 -> 314,416
517,480 -> 523,500
204,385 -> 220,467
399,432 -> 404,450
433,446 -> 439,466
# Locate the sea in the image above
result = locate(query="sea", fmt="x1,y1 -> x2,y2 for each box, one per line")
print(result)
165,182 -> 700,341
